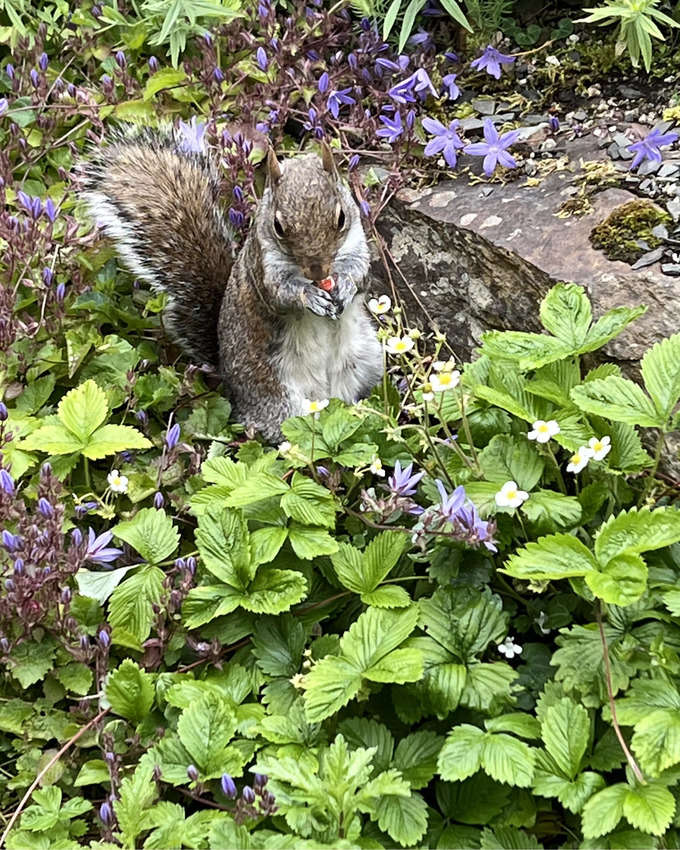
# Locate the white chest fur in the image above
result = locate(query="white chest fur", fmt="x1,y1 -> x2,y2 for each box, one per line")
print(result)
275,299 -> 383,412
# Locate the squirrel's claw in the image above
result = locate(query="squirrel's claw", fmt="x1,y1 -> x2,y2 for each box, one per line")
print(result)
300,282 -> 338,320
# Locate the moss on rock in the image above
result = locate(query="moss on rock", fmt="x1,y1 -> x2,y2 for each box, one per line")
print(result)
590,199 -> 670,263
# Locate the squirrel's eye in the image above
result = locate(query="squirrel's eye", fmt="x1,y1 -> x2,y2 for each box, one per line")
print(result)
274,213 -> 285,239
337,208 -> 346,230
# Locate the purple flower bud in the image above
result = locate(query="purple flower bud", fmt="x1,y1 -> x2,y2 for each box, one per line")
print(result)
61,587 -> 71,604
67,83 -> 75,97
41,462 -> 52,477
98,629 -> 110,649
242,786 -> 256,804
221,773 -> 237,797
444,51 -> 459,62
115,50 -> 126,69
79,634 -> 90,650
406,109 -> 415,129
360,16 -> 370,31
203,32 -> 212,47
148,56 -> 159,73
360,200 -> 370,217
0,638 -> 9,653
39,53 -> 48,71
348,154 -> 360,171
5,63 -> 14,80
348,52 -> 357,70
2,530 -> 20,551
13,558 -> 24,576
232,185 -> 244,203
38,497 -> 54,517
549,115 -> 560,132
71,528 -> 83,546
187,764 -> 199,782
31,197 -> 42,219
153,491 -> 164,509
101,74 -> 112,86
270,36 -> 279,50
30,69 -> 39,88
91,4 -> 102,17
136,409 -> 148,425
258,1 -> 270,19
42,566 -> 51,577
213,67 -> 225,82
165,422 -> 181,450
254,773 -> 268,788
229,208 -> 244,228
318,71 -> 329,93
0,469 -> 14,495
0,402 -> 7,420
99,802 -> 113,825
105,750 -> 115,763
0,98 -> 7,116
174,557 -> 186,570
56,283 -> 66,301
307,49 -> 320,61
186,556 -> 196,575
256,47 -> 268,71
42,267 -> 54,286
5,578 -> 15,591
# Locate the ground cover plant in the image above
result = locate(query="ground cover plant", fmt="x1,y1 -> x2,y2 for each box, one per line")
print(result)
1,1 -> 680,848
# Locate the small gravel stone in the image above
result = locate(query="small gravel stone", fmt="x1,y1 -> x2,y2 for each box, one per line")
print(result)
667,198 -> 680,221
573,109 -> 587,121
661,263 -> 680,275
473,98 -> 496,115
658,163 -> 679,178
651,224 -> 669,239
632,247 -> 664,269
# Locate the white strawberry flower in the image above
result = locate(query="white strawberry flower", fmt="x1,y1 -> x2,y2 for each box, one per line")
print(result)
566,445 -> 594,474
430,370 -> 461,393
368,295 -> 392,315
278,441 -> 292,454
494,480 -> 529,509
588,435 -> 611,461
498,636 -> 523,659
369,456 -> 386,477
433,357 -> 457,372
385,336 -> 414,355
527,419 -> 560,443
420,382 -> 435,402
107,469 -> 128,494
385,336 -> 414,354
302,398 -> 329,417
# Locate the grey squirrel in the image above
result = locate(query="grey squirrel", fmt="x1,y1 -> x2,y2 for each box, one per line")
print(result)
81,128 -> 383,442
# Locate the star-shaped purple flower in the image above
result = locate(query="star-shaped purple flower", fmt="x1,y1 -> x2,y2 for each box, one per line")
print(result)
327,88 -> 355,119
376,111 -> 404,143
422,117 -> 464,168
435,479 -> 466,522
627,127 -> 679,171
178,116 -> 206,153
85,528 -> 123,566
388,68 -> 437,104
387,461 -> 425,496
464,118 -> 520,176
470,45 -> 516,79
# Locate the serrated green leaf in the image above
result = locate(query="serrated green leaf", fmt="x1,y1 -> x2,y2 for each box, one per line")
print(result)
594,507 -> 680,566
485,713 -> 541,739
585,552 -> 648,606
143,67 -> 187,99
437,724 -> 485,782
105,659 -> 154,724
113,508 -> 179,565
480,826 -> 544,849
480,331 -> 573,370
109,565 -> 164,643
196,507 -> 253,588
81,423 -> 152,459
115,759 -> 157,848
364,647 -> 423,683
287,523 -> 339,559
393,730 -> 443,788
250,526 -> 287,565
360,585 -> 412,607
540,697 -> 589,779
75,565 -> 134,603
503,534 -> 598,581
177,693 -> 237,776
375,792 -> 429,847
539,283 -> 592,347
479,434 -> 545,490
579,305 -> 646,353
581,784 -> 627,839
631,709 -> 680,776
570,376 -> 662,428
481,732 -> 535,787
622,784 -> 675,836
521,490 -> 582,531
19,423 -> 84,455
58,379 -> 108,440
240,568 -> 307,614
303,656 -> 363,723
640,332 -> 680,420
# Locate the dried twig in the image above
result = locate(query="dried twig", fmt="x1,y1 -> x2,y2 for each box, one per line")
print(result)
596,607 -> 645,784
0,708 -> 110,846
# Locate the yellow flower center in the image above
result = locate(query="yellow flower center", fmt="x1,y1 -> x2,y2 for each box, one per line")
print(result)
538,424 -> 549,433
395,341 -> 407,351
571,454 -> 581,464
593,441 -> 603,452
506,489 -> 517,500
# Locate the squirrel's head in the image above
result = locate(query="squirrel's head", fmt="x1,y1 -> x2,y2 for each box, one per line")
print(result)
259,144 -> 358,283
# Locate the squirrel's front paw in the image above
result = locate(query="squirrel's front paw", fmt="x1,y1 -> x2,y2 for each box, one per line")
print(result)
301,282 -> 338,320
331,276 -> 358,315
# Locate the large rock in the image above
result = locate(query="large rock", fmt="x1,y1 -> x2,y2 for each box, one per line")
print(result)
375,142 -> 680,366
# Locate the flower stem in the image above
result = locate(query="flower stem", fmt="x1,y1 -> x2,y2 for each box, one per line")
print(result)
546,444 -> 567,494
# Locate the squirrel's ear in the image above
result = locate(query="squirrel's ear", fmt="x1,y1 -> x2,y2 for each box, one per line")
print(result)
267,147 -> 282,185
320,141 -> 338,177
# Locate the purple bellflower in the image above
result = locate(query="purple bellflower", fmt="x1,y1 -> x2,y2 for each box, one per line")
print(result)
388,68 -> 437,104
376,111 -> 404,143
628,127 -> 679,171
318,71 -> 329,93
422,117 -> 464,168
0,470 -> 14,495
435,479 -> 467,521
464,118 -> 521,176
256,47 -> 268,71
470,45 -> 516,79
178,116 -> 206,153
327,88 -> 355,119
0,97 -> 8,115
165,422 -> 181,449
387,461 -> 425,496
85,528 -> 123,566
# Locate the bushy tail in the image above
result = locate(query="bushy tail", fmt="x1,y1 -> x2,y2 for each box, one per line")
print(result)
81,127 -> 235,367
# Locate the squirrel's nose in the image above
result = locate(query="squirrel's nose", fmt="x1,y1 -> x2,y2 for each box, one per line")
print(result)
302,262 -> 330,282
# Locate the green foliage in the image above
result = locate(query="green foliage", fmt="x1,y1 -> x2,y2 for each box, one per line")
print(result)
579,0 -> 680,71
377,0 -> 470,51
